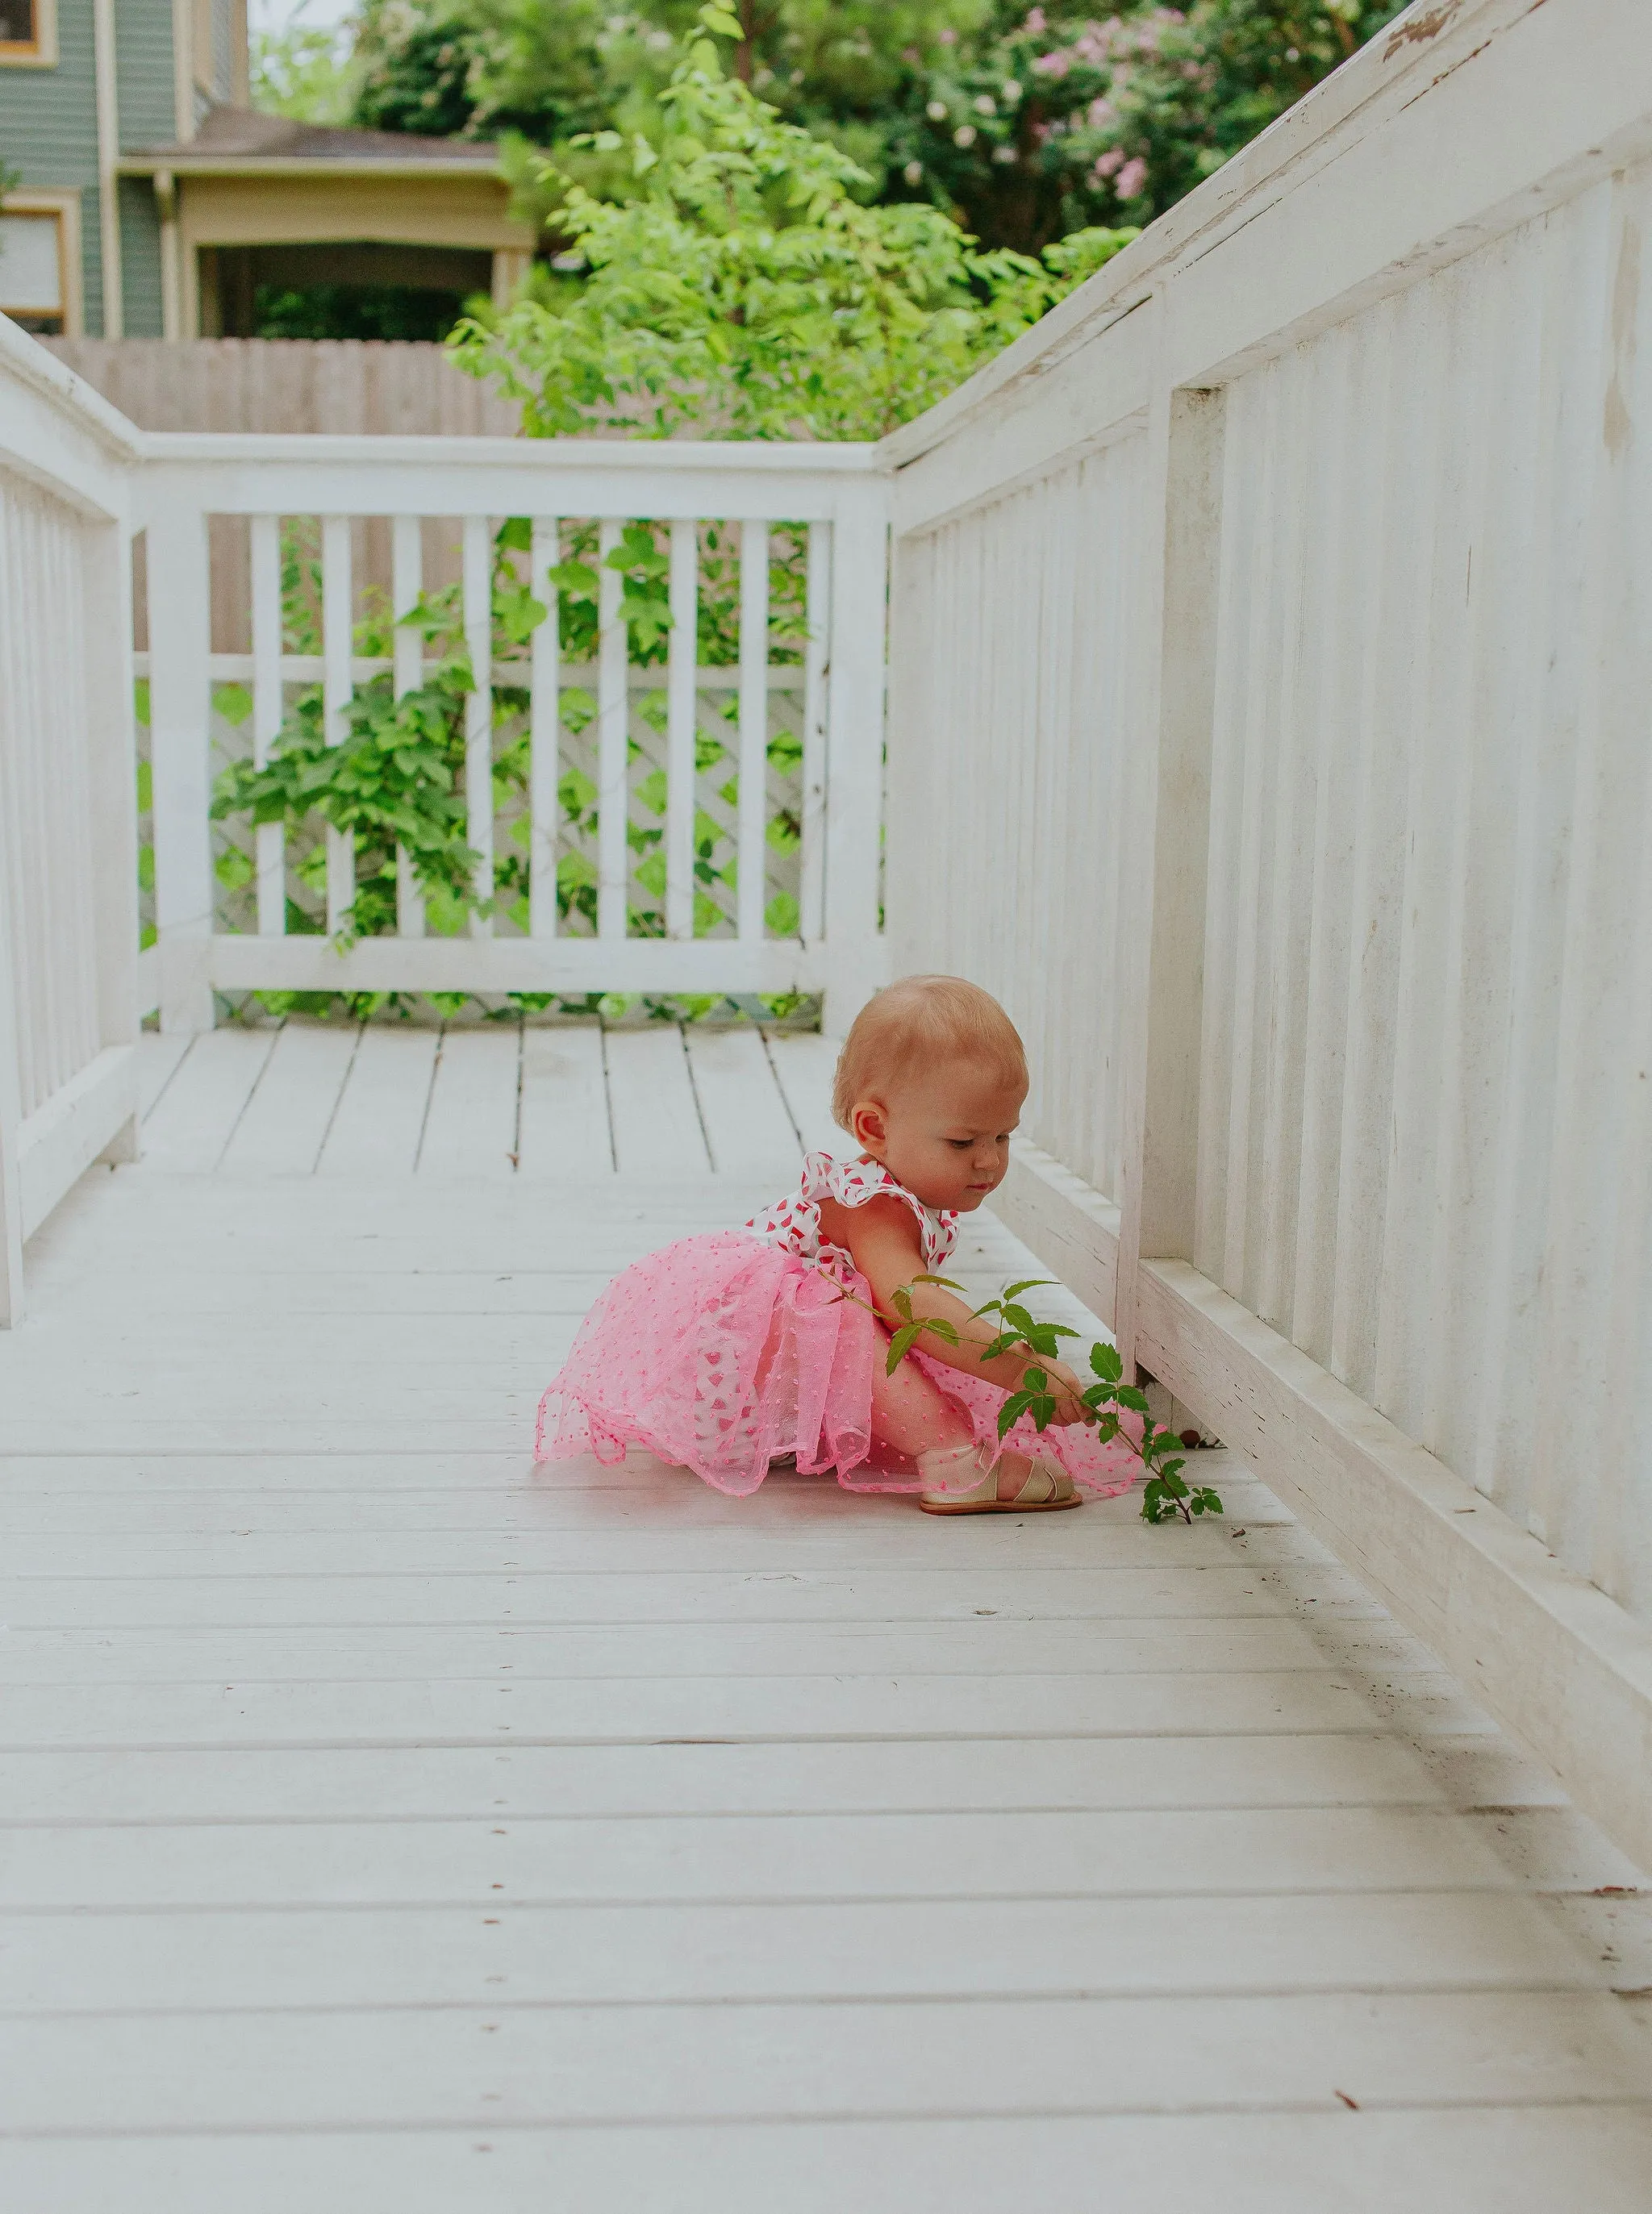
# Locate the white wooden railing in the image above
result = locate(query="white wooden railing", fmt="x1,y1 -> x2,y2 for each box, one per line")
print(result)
135,440 -> 890,1032
0,323 -> 142,1326
886,0 -> 1652,1865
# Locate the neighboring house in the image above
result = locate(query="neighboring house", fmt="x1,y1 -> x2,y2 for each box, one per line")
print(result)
0,2 -> 532,338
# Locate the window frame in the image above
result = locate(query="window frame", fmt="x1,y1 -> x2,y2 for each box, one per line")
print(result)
0,0 -> 59,69
0,190 -> 82,336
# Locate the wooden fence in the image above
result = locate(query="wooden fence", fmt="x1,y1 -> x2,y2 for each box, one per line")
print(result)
42,340 -> 523,437
885,0 -> 1652,1861
47,340 -> 526,657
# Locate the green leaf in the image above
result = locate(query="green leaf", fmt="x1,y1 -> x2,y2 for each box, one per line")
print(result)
1115,1386 -> 1150,1415
917,1317 -> 960,1346
886,1321 -> 921,1374
1001,1278 -> 1057,1301
996,1388 -> 1034,1439
1089,1342 -> 1124,1382
912,1274 -> 965,1292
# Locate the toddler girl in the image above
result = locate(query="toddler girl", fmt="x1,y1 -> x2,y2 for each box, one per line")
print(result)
536,975 -> 1141,1511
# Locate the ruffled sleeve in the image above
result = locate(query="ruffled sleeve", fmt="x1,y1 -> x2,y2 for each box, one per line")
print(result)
811,1153 -> 958,1273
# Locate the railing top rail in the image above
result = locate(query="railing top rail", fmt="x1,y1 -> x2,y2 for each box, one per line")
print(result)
136,432 -> 884,473
874,0 -> 1650,476
0,312 -> 144,470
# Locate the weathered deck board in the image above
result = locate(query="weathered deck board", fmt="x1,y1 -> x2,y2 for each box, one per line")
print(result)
2,1032 -> 1648,2208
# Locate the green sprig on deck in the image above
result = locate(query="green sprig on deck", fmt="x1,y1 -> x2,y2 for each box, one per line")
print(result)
882,1276 -> 1224,1526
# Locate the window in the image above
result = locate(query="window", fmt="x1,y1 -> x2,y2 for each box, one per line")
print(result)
0,196 -> 80,335
0,0 -> 57,67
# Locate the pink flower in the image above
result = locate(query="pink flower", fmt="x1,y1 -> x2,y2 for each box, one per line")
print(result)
1032,47 -> 1071,77
1087,96 -> 1116,127
1024,6 -> 1047,30
1093,147 -> 1124,177
1115,155 -> 1148,198
938,24 -> 957,41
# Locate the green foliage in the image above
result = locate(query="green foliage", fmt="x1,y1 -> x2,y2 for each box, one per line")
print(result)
0,161 -> 20,202
450,6 -> 1133,440
250,13 -> 360,123
344,0 -> 1404,256
881,1274 -> 1224,1524
890,0 -> 1407,244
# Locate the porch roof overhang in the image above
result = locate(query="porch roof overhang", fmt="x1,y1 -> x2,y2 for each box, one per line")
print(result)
119,106 -> 507,184
117,111 -> 535,256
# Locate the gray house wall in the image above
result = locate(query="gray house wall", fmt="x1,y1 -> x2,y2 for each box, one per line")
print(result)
0,0 -> 198,337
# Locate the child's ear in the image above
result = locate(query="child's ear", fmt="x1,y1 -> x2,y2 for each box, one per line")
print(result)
850,1099 -> 888,1153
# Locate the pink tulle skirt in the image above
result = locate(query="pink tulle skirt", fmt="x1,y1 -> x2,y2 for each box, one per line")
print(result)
536,1230 -> 1142,1499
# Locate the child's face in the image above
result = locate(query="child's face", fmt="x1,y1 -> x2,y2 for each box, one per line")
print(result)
850,1060 -> 1027,1213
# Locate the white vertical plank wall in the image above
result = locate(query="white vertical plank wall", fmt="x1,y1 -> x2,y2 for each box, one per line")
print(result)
882,0 -> 1652,1868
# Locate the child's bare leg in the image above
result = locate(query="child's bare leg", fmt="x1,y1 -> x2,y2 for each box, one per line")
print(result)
869,1333 -> 975,1458
870,1329 -> 1066,1504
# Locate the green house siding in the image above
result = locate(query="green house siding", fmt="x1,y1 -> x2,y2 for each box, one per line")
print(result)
1,0 -> 179,336
117,0 -> 181,147
118,175 -> 164,337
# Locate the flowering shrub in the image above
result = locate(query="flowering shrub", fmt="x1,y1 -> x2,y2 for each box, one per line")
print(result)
890,0 -> 1408,248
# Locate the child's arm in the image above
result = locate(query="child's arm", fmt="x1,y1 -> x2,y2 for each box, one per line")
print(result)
820,1195 -> 1089,1421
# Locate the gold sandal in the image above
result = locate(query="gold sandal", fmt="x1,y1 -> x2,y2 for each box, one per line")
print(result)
917,1441 -> 1083,1515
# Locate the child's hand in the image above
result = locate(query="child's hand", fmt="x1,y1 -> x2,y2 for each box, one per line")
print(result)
1032,1357 -> 1090,1427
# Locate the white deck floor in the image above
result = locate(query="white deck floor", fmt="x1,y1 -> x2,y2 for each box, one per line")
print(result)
2,1019 -> 1650,2210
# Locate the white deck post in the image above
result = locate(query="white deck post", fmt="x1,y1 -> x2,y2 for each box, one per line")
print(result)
0,869 -> 23,1325
86,516 -> 142,1165
1112,373 -> 1228,1369
820,493 -> 889,1036
146,497 -> 215,1033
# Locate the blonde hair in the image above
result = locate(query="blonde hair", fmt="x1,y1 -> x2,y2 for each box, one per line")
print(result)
831,975 -> 1028,1131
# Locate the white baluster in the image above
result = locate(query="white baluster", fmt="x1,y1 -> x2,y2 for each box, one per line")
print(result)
392,515 -> 426,939
665,517 -> 698,941
799,519 -> 831,946
529,516 -> 561,940
146,499 -> 215,1032
249,514 -> 285,938
321,515 -> 355,937
597,518 -> 628,941
736,518 -> 770,944
463,514 -> 494,936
